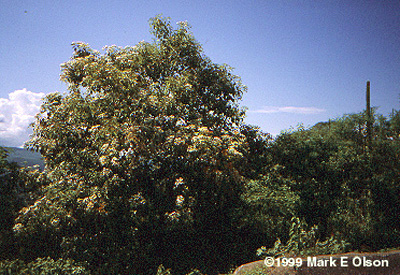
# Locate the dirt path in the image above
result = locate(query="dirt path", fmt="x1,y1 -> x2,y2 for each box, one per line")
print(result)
233,250 -> 400,275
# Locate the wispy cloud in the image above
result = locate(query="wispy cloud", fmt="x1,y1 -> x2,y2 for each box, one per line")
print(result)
0,89 -> 45,147
251,106 -> 326,115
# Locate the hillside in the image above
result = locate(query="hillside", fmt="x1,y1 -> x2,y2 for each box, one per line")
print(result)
5,147 -> 44,170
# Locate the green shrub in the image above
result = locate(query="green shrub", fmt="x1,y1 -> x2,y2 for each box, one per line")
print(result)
155,265 -> 172,275
155,264 -> 205,275
257,217 -> 349,258
0,257 -> 90,275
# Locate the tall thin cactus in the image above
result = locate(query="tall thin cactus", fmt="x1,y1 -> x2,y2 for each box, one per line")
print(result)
366,81 -> 372,145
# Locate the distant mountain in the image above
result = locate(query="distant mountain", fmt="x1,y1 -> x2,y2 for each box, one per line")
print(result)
5,147 -> 44,171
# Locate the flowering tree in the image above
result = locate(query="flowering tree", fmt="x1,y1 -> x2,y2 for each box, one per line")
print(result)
14,16 -> 250,274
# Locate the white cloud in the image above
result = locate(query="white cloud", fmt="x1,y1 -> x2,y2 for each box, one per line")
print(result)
0,89 -> 45,147
251,106 -> 326,115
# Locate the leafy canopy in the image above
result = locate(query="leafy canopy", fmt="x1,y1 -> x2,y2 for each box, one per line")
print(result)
19,16 -> 250,274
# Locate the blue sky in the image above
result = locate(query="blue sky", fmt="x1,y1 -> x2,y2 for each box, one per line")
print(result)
1,0 -> 399,147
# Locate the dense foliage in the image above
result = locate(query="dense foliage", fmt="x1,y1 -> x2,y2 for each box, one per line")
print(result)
0,148 -> 43,261
1,15 -> 400,275
3,16 -> 256,275
265,109 -> 400,251
0,257 -> 90,275
257,217 -> 349,258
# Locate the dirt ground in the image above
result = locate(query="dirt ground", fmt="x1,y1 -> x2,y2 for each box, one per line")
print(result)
233,250 -> 400,275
